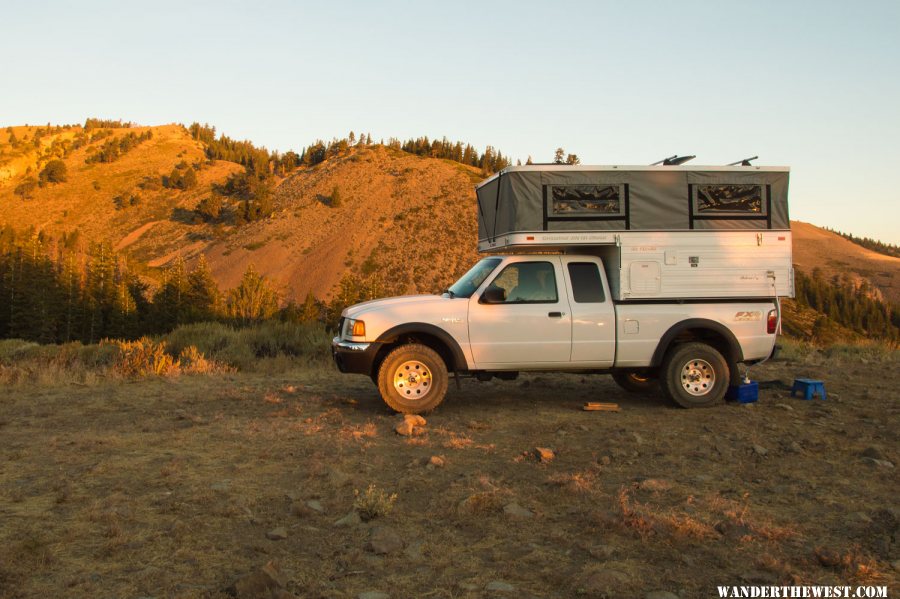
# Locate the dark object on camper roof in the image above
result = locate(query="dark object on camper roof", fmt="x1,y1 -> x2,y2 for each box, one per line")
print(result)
475,165 -> 790,242
650,155 -> 696,166
727,156 -> 759,166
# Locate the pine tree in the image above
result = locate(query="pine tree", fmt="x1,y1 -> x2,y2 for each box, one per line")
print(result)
151,258 -> 190,332
299,291 -> 319,322
186,255 -> 222,321
227,265 -> 280,324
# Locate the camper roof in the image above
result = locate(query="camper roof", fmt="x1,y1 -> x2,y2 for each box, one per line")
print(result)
475,164 -> 791,242
476,164 -> 790,190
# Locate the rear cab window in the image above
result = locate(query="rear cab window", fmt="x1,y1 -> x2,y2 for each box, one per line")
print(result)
567,262 -> 606,303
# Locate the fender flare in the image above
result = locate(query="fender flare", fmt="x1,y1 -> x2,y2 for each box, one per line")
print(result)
650,318 -> 744,368
375,323 -> 468,371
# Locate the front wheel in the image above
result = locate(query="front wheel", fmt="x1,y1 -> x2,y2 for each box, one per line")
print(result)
376,344 -> 449,414
611,370 -> 657,393
659,342 -> 730,408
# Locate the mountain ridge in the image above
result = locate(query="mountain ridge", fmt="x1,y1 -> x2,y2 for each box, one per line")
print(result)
1,122 -> 897,340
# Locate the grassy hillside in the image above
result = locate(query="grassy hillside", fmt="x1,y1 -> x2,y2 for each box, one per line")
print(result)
0,123 -> 483,302
792,220 -> 900,305
2,120 -> 898,344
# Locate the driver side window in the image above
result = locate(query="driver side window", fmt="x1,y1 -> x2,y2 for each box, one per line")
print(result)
484,261 -> 558,304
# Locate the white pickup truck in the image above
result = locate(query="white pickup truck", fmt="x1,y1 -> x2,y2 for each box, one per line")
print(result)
332,253 -> 779,413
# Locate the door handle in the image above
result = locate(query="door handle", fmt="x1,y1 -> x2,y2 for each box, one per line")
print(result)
548,311 -> 565,318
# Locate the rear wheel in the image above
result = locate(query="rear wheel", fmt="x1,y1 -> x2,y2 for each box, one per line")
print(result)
660,342 -> 730,408
377,344 -> 449,414
611,370 -> 657,393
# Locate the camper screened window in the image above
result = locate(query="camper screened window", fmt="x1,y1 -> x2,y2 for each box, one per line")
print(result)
695,184 -> 763,214
551,185 -> 621,216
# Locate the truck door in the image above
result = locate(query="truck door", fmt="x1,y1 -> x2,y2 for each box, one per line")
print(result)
561,257 -> 616,366
468,257 -> 572,366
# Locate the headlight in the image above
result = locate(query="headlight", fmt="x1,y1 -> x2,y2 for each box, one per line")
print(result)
345,319 -> 366,338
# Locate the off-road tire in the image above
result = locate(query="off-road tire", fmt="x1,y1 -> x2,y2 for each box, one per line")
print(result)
660,342 -> 730,408
377,344 -> 449,414
611,370 -> 658,394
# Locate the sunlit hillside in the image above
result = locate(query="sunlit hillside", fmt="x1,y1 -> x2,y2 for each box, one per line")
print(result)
0,123 -> 484,301
1,120 -> 898,343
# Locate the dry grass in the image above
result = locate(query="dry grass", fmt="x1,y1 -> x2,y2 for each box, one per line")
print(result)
353,484 -> 398,521
0,354 -> 897,597
778,336 -> 898,364
0,321 -> 330,387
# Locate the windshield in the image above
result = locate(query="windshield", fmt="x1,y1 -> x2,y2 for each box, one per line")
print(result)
447,257 -> 502,298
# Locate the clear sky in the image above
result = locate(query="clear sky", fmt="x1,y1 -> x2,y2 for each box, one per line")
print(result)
3,0 -> 899,243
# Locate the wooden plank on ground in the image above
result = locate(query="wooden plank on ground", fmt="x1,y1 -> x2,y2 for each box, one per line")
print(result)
582,402 -> 620,412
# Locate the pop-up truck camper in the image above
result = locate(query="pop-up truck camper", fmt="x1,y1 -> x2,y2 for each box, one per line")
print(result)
333,162 -> 793,413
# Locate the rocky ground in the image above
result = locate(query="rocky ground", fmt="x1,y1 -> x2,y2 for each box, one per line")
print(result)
0,351 -> 897,598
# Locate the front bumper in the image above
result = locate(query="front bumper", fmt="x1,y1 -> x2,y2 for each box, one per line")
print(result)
331,337 -> 380,375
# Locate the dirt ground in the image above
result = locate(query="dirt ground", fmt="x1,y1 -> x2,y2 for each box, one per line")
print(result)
1,354 -> 898,598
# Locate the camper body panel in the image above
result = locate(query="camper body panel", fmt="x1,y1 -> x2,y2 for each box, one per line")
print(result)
479,230 -> 794,301
612,302 -> 777,368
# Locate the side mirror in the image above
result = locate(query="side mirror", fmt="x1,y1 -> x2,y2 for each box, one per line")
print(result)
480,286 -> 506,304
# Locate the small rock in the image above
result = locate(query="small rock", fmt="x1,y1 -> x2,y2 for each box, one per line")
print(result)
362,554 -> 385,568
333,511 -> 362,527
861,457 -> 894,468
850,511 -> 873,524
229,561 -> 287,598
739,570 -> 778,584
815,548 -> 841,568
534,447 -> 555,463
291,502 -> 313,518
775,403 -> 794,411
892,559 -> 900,571
632,432 -> 645,445
485,580 -> 516,593
860,447 -> 886,460
752,444 -> 768,456
787,441 -> 802,453
587,544 -> 615,559
458,581 -> 480,591
266,527 -> 288,541
581,569 -> 630,594
598,455 -> 612,466
358,592 -> 390,599
366,526 -> 404,555
327,468 -> 351,487
638,478 -> 672,492
306,499 -> 325,513
210,481 -> 230,492
426,456 -> 445,469
503,502 -> 534,518
646,592 -> 680,599
395,414 -> 427,436
403,541 -> 425,561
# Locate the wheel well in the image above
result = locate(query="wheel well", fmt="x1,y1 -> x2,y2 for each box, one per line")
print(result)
652,323 -> 742,368
372,332 -> 457,378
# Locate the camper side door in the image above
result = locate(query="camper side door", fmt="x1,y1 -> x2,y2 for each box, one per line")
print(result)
467,256 -> 572,367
